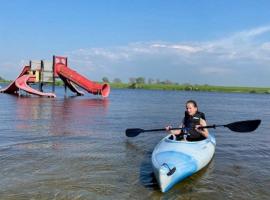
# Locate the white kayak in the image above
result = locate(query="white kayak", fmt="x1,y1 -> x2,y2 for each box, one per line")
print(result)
151,134 -> 216,193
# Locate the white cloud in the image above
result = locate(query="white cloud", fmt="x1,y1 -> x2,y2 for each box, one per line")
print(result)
64,25 -> 270,86
234,26 -> 270,38
1,25 -> 270,86
200,67 -> 234,75
151,43 -> 201,53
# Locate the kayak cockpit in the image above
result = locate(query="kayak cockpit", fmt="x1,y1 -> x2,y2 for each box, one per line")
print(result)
167,134 -> 216,145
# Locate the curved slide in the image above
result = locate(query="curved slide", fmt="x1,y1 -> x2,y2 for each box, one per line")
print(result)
0,66 -> 56,98
0,66 -> 30,94
55,64 -> 110,98
15,75 -> 56,98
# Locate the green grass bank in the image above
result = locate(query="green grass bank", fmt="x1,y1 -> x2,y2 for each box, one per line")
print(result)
109,83 -> 270,94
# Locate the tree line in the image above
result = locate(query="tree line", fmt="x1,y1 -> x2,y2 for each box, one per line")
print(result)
102,77 -> 180,85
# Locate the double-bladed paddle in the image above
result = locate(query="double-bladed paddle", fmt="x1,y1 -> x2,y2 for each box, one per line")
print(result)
125,119 -> 261,137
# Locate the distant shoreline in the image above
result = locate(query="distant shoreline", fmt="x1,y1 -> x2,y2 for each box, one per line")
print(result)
109,83 -> 270,94
1,80 -> 270,94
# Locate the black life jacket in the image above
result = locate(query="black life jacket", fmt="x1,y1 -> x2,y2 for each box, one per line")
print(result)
183,111 -> 206,141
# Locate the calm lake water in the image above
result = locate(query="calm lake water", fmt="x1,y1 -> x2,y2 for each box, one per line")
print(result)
0,85 -> 269,200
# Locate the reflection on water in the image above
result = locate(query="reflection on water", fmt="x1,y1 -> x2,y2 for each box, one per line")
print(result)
14,97 -> 109,136
0,88 -> 270,199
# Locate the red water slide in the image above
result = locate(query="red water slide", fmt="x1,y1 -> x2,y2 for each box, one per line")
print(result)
55,64 -> 110,98
0,66 -> 30,94
59,73 -> 85,96
0,66 -> 56,98
15,75 -> 56,98
1,56 -> 110,98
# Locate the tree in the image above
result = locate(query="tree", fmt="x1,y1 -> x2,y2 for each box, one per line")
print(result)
129,77 -> 136,84
164,79 -> 172,85
136,77 -> 145,84
148,78 -> 154,84
113,78 -> 122,83
102,77 -> 110,83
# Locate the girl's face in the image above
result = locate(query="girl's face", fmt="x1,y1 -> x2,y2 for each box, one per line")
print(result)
186,103 -> 197,116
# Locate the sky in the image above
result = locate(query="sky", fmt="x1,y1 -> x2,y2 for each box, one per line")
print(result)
1,0 -> 270,86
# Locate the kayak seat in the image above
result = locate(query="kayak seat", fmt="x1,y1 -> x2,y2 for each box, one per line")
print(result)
186,135 -> 206,141
168,134 -> 206,141
168,134 -> 184,141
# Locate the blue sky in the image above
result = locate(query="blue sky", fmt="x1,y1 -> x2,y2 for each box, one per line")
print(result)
1,0 -> 270,86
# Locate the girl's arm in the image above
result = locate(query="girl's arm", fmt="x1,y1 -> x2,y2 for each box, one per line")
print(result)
195,118 -> 209,138
165,120 -> 184,135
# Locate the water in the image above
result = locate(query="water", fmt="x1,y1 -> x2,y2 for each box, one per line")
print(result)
0,85 -> 269,199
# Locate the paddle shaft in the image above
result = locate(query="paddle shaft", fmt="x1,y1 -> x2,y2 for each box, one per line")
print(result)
143,126 -> 216,133
200,124 -> 223,129
143,128 -> 184,133
141,125 -> 233,133
125,119 -> 261,137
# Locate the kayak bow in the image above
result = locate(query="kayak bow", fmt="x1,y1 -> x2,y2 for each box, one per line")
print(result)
151,134 -> 216,192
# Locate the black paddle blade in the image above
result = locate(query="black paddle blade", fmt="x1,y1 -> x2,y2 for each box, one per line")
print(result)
225,119 -> 261,132
125,128 -> 144,137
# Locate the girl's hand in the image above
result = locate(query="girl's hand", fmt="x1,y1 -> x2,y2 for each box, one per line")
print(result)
165,125 -> 172,131
195,125 -> 203,133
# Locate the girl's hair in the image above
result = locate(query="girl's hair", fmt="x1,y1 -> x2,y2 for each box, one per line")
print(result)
186,100 -> 198,108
